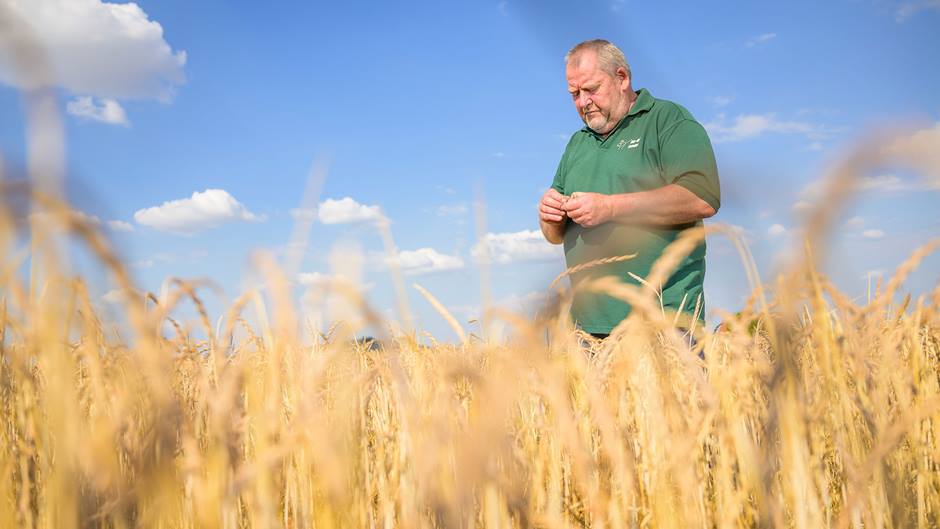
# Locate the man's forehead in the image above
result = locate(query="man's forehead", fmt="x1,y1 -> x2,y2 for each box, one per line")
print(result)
566,52 -> 604,82
566,66 -> 605,87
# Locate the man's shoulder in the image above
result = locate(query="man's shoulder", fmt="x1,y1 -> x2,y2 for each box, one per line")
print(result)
647,94 -> 697,125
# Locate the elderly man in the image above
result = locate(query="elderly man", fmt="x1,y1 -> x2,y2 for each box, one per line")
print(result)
539,39 -> 720,339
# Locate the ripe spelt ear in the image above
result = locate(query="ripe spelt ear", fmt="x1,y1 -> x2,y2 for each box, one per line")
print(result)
413,283 -> 467,345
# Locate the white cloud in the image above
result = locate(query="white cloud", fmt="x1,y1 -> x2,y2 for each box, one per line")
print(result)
881,122 -> 940,186
289,208 -> 317,221
73,210 -> 100,225
101,288 -> 131,304
0,0 -> 186,99
387,247 -> 464,276
806,141 -> 824,151
317,197 -> 383,225
298,271 -> 374,291
298,271 -> 330,286
704,113 -> 825,143
106,219 -> 133,232
499,290 -> 549,313
707,95 -> 734,108
844,216 -> 865,230
434,203 -> 468,217
858,174 -> 909,192
745,32 -> 777,48
133,188 -> 264,233
66,96 -> 129,126
791,200 -> 814,212
862,229 -> 885,239
896,0 -> 940,21
767,224 -> 787,237
472,229 -> 564,264
31,208 -> 102,226
800,173 -> 938,203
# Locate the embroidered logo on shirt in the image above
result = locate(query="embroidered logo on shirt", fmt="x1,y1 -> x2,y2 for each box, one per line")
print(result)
616,139 -> 627,150
627,137 -> 641,149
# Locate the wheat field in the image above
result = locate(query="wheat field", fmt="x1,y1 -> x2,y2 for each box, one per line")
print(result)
1,169 -> 940,529
3,13 -> 940,526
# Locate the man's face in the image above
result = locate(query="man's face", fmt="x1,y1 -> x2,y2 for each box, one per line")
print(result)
566,51 -> 631,136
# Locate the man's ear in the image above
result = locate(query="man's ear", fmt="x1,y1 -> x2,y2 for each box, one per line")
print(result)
616,67 -> 631,88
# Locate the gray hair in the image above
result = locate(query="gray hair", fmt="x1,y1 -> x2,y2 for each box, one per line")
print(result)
564,39 -> 631,78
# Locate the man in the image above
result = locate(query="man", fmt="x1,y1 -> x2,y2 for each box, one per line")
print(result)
539,39 -> 720,339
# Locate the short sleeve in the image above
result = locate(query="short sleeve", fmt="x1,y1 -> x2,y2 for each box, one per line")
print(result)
660,120 -> 721,211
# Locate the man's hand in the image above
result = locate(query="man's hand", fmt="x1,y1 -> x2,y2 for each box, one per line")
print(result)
563,191 -> 613,227
539,188 -> 568,223
539,188 -> 568,244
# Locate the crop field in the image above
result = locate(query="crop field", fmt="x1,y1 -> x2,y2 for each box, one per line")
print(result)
1,144 -> 939,529
2,5 -> 939,528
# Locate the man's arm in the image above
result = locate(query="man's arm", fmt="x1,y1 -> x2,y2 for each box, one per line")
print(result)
538,188 -> 568,244
540,217 -> 567,245
563,184 -> 716,228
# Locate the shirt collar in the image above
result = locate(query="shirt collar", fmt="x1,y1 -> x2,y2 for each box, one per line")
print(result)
582,88 -> 654,139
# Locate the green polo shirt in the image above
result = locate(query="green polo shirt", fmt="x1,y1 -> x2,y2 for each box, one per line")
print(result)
551,88 -> 720,334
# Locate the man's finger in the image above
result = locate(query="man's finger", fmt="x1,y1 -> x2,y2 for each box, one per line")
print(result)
562,199 -> 582,212
540,208 -> 564,221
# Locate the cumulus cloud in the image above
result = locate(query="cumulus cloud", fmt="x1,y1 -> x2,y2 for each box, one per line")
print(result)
500,290 -> 549,313
767,224 -> 787,237
896,0 -> 940,21
799,173 -> 939,203
66,96 -> 129,126
433,203 -> 469,217
707,95 -> 734,108
386,247 -> 464,276
844,216 -> 865,230
289,208 -> 317,221
862,229 -> 885,239
881,122 -> 940,185
0,0 -> 186,99
806,141 -> 824,151
133,188 -> 264,233
317,197 -> 383,225
858,174 -> 913,192
745,32 -> 777,48
298,271 -> 374,291
298,271 -> 331,286
101,288 -> 125,304
451,290 -> 551,321
704,113 -> 827,144
106,219 -> 133,232
791,200 -> 814,212
472,229 -> 564,264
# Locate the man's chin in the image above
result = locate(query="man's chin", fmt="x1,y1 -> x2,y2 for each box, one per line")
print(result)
587,121 -> 611,134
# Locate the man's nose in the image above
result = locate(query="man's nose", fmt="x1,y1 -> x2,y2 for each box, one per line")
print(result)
578,95 -> 592,110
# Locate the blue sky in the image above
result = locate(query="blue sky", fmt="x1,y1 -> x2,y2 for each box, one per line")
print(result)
1,0 -> 938,340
